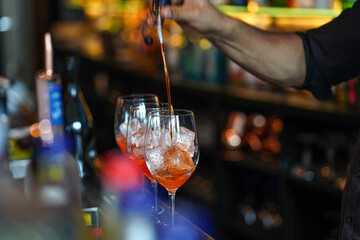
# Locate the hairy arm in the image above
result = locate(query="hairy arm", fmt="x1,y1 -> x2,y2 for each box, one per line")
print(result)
161,1 -> 306,88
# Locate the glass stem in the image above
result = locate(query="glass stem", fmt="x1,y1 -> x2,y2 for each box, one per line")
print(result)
151,180 -> 159,217
168,190 -> 176,225
141,174 -> 145,192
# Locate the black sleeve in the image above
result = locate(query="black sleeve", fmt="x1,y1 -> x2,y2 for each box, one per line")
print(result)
297,0 -> 360,100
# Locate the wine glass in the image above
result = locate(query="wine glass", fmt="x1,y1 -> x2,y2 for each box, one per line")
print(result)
126,102 -> 169,219
114,94 -> 159,154
144,109 -> 200,225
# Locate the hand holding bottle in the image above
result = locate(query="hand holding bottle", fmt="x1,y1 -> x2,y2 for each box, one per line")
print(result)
149,0 -> 229,39
143,0 -> 171,45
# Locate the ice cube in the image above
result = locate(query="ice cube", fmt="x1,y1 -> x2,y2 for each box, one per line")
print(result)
159,128 -> 172,148
145,146 -> 167,173
130,132 -> 145,150
128,118 -> 145,136
133,145 -> 145,157
127,118 -> 146,148
164,145 -> 194,174
173,127 -> 195,152
147,128 -> 172,149
119,121 -> 128,136
186,143 -> 195,157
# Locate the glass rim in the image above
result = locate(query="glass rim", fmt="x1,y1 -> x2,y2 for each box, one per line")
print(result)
148,109 -> 194,117
129,102 -> 170,114
116,93 -> 158,102
131,102 -> 169,108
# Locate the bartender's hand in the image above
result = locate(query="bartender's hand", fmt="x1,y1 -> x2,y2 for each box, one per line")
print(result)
148,0 -> 231,39
164,0 -> 222,38
148,0 -> 306,89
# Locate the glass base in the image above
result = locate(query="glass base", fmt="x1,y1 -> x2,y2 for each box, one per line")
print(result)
146,204 -> 165,218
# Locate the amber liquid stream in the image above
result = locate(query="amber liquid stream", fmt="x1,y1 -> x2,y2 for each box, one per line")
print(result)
160,43 -> 173,140
159,41 -> 196,191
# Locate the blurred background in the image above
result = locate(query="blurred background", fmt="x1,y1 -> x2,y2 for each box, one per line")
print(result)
0,0 -> 358,239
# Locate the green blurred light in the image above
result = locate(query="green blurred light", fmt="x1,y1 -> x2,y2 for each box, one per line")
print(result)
219,5 -> 342,18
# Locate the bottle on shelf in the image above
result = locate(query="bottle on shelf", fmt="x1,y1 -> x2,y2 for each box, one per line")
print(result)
63,55 -> 99,207
25,32 -> 87,239
291,133 -> 317,181
260,115 -> 283,164
318,132 -> 338,180
257,178 -> 283,231
30,32 -> 81,206
35,33 -> 65,139
221,111 -> 247,150
242,113 -> 267,155
0,76 -> 10,175
63,55 -> 97,180
236,174 -> 260,227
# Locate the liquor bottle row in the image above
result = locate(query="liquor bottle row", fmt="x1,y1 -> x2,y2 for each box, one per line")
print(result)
334,77 -> 360,110
222,0 -> 346,8
0,32 -> 97,238
221,111 -> 283,164
31,34 -> 97,194
221,111 -> 354,188
289,130 -> 352,190
234,174 -> 283,231
222,167 -> 342,240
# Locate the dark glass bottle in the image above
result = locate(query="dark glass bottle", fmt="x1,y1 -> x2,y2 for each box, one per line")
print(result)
63,56 -> 97,180
0,77 -> 10,176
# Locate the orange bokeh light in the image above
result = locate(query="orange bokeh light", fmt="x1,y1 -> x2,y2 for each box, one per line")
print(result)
29,122 -> 40,138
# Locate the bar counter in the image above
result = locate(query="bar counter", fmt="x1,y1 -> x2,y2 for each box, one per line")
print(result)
8,159 -> 214,240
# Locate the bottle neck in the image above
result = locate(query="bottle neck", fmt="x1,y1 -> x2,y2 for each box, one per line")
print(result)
66,69 -> 79,95
0,87 -> 6,115
0,77 -> 9,115
67,82 -> 78,97
65,56 -> 80,95
0,114 -> 9,177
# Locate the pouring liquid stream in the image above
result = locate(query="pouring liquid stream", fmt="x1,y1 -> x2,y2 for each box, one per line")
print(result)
158,13 -> 174,140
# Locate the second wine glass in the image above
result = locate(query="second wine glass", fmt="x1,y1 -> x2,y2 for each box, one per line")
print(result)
114,94 -> 159,153
126,102 -> 169,219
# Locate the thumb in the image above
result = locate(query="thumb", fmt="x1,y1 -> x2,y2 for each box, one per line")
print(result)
161,5 -> 190,21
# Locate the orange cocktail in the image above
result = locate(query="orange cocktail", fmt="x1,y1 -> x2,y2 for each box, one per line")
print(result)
153,168 -> 194,191
145,110 -> 200,225
115,133 -> 127,153
128,151 -> 155,182
152,146 -> 196,191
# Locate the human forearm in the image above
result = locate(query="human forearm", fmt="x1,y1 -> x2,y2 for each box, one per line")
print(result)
161,1 -> 306,88
206,15 -> 306,88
